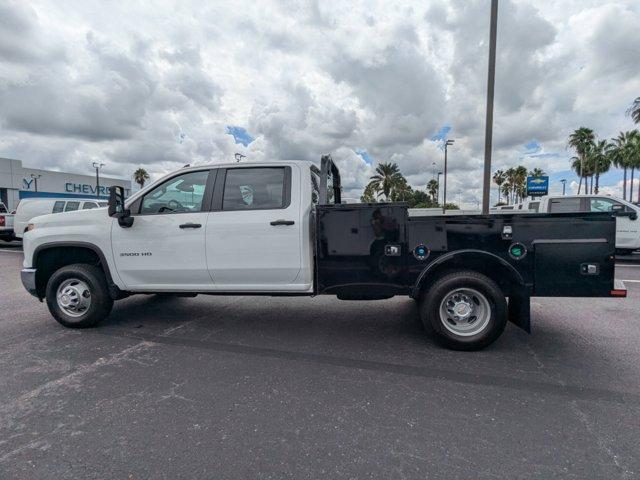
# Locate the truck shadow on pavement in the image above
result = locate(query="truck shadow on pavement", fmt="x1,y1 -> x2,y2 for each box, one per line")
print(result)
92,294 -> 640,406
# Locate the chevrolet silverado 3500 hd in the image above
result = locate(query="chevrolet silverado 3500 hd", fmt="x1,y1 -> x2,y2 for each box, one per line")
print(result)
20,156 -> 628,350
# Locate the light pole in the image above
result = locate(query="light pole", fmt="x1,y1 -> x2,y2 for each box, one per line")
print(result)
436,171 -> 442,206
93,162 -> 104,198
561,179 -> 567,195
481,0 -> 499,215
30,173 -> 42,192
442,139 -> 455,213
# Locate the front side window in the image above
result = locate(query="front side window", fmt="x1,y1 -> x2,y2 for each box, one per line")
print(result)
589,197 -> 623,212
52,201 -> 65,213
222,168 -> 285,211
65,201 -> 80,212
549,198 -> 581,213
140,170 -> 210,215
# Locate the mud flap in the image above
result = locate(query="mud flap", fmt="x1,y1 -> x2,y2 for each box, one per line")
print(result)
508,294 -> 531,333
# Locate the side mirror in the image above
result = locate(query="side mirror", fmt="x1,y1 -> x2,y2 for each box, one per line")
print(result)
108,186 -> 134,228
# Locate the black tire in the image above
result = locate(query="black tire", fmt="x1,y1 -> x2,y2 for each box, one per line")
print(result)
45,264 -> 114,328
418,270 -> 507,351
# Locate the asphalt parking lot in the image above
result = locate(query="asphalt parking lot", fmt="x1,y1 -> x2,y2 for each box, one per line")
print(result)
1,244 -> 639,479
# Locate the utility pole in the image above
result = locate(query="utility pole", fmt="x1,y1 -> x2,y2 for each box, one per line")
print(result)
93,162 -> 104,198
442,139 -> 455,213
481,0 -> 499,215
561,179 -> 566,195
436,171 -> 442,206
30,173 -> 42,192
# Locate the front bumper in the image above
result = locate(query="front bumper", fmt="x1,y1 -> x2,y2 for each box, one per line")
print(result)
21,268 -> 38,297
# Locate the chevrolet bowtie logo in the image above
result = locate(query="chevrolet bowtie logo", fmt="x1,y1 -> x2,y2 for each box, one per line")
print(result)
530,178 -> 546,184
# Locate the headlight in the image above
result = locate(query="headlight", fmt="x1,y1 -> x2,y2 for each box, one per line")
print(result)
26,223 -> 36,232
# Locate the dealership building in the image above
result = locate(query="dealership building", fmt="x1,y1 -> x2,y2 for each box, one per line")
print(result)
0,157 -> 132,211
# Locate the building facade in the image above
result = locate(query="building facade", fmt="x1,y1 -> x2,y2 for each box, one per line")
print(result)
0,157 -> 131,211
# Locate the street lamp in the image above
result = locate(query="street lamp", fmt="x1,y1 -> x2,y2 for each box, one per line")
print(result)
92,162 -> 104,198
481,0 -> 499,215
561,179 -> 567,195
234,153 -> 246,163
442,139 -> 455,213
436,171 -> 442,206
30,173 -> 42,192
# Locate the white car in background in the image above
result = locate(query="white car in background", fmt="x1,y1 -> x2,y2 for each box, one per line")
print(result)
516,195 -> 640,253
14,198 -> 107,239
0,202 -> 15,242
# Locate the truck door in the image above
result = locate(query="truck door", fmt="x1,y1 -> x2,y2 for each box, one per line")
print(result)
205,166 -> 303,290
588,197 -> 639,250
111,169 -> 214,289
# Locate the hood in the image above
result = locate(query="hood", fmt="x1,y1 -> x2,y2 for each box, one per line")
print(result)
30,207 -> 109,228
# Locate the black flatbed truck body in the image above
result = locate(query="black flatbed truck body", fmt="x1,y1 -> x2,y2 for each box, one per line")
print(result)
315,203 -> 618,305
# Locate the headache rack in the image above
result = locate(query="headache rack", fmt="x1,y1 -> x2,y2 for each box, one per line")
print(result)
318,154 -> 342,205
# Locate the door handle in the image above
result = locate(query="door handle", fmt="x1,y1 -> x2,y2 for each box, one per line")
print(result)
270,219 -> 295,226
179,223 -> 202,229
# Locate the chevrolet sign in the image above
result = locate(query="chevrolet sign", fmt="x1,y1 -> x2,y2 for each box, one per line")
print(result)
526,176 -> 549,196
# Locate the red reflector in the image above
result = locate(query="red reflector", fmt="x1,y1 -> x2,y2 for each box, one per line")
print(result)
610,289 -> 627,297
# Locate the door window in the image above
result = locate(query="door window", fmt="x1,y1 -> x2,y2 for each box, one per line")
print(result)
589,197 -> 624,212
82,202 -> 99,209
52,201 -> 65,213
140,170 -> 210,214
549,198 -> 582,213
222,168 -> 286,211
65,201 -> 80,212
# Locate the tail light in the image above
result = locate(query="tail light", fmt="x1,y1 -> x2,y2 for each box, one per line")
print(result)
0,216 -> 5,227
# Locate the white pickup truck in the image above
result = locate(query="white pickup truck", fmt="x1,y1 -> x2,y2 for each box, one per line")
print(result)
20,158 -> 626,350
0,202 -> 15,242
514,195 -> 640,254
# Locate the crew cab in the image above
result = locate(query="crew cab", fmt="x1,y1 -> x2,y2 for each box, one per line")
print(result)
20,157 -> 627,350
0,201 -> 15,242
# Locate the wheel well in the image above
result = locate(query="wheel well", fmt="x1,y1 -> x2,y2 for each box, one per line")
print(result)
34,246 -> 103,298
414,253 -> 524,298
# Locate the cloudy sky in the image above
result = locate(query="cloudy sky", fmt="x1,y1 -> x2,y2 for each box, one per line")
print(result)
1,0 -> 639,205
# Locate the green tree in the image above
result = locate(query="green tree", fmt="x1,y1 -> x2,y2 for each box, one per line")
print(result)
389,176 -> 413,202
369,162 -> 403,201
492,170 -> 506,204
529,168 -> 545,178
628,97 -> 640,124
134,168 -> 150,189
610,131 -> 634,200
585,140 -> 612,194
568,127 -> 595,194
360,182 -> 378,203
629,131 -> 640,203
426,179 -> 439,204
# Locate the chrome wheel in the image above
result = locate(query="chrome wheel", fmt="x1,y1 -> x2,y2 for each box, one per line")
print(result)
56,278 -> 92,318
439,288 -> 491,337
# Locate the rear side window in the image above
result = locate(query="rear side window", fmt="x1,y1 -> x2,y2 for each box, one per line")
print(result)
65,201 -> 80,212
549,198 -> 582,213
82,202 -> 99,210
52,201 -> 65,213
529,202 -> 540,212
222,168 -> 287,211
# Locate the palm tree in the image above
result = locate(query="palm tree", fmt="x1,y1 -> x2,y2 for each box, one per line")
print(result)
492,170 -> 506,204
529,168 -> 545,178
369,162 -> 403,201
571,156 -> 585,194
389,176 -> 413,202
610,132 -> 633,200
586,140 -> 612,194
426,179 -> 439,204
361,182 -> 377,203
568,127 -> 595,194
134,168 -> 150,189
514,166 -> 528,203
629,131 -> 640,203
628,97 -> 640,124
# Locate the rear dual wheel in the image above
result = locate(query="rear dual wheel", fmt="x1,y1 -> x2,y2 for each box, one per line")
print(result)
418,271 -> 507,351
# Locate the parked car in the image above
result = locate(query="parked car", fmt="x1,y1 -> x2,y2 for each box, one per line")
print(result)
14,198 -> 107,239
513,195 -> 640,253
20,157 -> 626,351
0,202 -> 15,242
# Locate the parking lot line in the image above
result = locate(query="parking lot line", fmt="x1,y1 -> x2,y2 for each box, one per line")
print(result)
0,249 -> 21,253
621,279 -> 640,283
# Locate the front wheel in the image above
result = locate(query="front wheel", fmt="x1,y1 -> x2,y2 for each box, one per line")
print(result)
46,264 -> 114,328
419,271 -> 507,350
